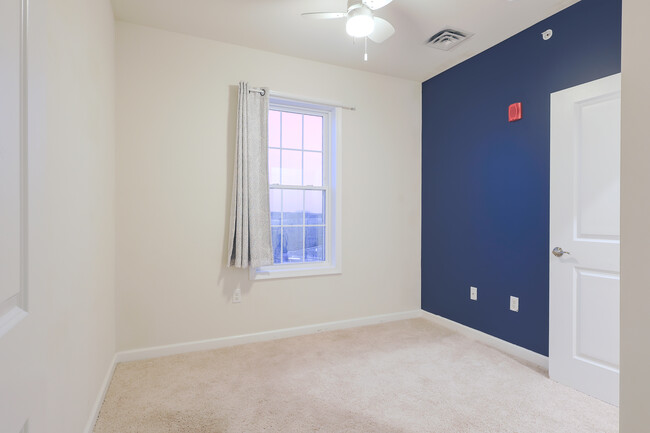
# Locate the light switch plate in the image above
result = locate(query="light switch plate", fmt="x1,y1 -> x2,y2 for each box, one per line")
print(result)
470,286 -> 478,301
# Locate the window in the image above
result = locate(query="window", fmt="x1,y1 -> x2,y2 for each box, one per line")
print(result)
251,97 -> 341,279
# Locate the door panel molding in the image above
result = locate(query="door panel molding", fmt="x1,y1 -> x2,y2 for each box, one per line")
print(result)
0,0 -> 29,338
573,267 -> 620,371
574,91 -> 621,242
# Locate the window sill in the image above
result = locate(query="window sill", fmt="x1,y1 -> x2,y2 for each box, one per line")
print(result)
249,262 -> 341,280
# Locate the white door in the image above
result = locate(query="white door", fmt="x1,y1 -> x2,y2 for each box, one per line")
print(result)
549,73 -> 620,406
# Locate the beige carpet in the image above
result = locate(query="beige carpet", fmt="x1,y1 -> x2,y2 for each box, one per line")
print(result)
94,319 -> 618,433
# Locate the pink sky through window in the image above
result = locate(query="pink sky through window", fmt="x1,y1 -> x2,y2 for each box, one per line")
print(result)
269,110 -> 281,148
304,115 -> 322,151
281,150 -> 302,185
281,112 -> 302,149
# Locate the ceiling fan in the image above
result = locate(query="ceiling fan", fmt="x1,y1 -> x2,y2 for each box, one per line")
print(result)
302,0 -> 396,60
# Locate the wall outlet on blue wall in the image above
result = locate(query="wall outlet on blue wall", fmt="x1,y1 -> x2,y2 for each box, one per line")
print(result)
470,286 -> 478,301
510,296 -> 519,312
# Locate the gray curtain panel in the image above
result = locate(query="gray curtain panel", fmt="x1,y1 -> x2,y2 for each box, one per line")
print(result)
227,82 -> 274,268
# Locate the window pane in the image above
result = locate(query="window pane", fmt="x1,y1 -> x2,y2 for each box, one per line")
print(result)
269,148 -> 281,185
303,152 -> 322,186
282,189 -> 303,225
305,190 -> 324,225
283,227 -> 304,263
305,227 -> 325,262
272,227 -> 281,264
270,189 -> 281,225
269,110 -> 281,148
281,112 -> 302,150
281,150 -> 302,185
304,115 -> 322,151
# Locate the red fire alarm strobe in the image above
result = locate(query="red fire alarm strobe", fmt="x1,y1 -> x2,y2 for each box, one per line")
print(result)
509,102 -> 522,122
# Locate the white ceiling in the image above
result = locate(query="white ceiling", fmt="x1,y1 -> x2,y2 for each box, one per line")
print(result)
111,0 -> 580,82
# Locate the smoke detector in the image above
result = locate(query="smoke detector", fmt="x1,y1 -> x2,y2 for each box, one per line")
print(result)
426,28 -> 473,51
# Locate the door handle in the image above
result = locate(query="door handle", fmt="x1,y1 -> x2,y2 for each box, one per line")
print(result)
552,247 -> 571,257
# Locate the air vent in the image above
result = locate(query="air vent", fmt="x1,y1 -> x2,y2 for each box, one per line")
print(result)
426,28 -> 473,51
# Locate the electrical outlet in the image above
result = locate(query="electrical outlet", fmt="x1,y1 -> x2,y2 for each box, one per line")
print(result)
232,288 -> 242,303
470,286 -> 478,301
510,296 -> 519,312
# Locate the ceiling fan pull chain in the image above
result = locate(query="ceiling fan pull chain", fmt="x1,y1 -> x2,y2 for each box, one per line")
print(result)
364,37 -> 368,61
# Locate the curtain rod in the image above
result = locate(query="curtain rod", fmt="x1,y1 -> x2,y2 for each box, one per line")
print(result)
248,88 -> 356,111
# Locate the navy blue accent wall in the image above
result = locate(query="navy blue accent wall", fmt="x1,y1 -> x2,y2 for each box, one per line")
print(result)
421,0 -> 621,356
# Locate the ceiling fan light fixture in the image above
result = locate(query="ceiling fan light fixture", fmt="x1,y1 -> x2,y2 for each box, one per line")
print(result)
346,6 -> 375,38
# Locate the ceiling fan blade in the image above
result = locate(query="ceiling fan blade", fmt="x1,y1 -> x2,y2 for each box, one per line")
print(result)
368,17 -> 395,43
363,0 -> 393,11
301,12 -> 347,20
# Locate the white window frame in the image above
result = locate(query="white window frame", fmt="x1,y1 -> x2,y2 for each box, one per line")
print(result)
250,97 -> 342,280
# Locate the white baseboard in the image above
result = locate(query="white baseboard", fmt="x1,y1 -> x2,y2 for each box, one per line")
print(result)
115,310 -> 422,363
83,353 -> 118,433
420,310 -> 549,370
84,309 -> 545,432
83,311 -> 419,431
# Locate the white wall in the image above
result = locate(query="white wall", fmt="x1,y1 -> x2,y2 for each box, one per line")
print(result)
0,0 -> 116,432
620,0 -> 650,430
115,22 -> 421,352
